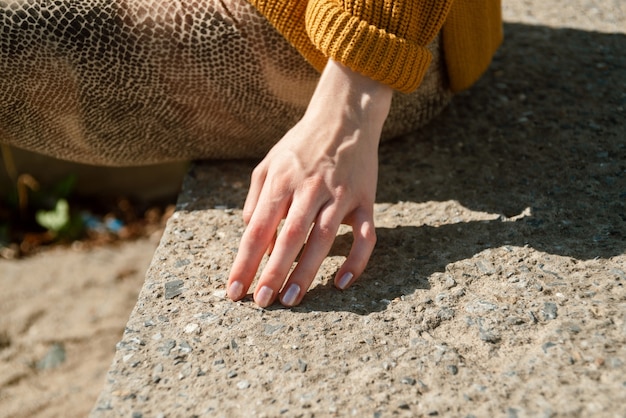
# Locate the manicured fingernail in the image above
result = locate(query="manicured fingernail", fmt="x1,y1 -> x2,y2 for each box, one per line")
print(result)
337,272 -> 354,290
281,283 -> 301,306
256,285 -> 274,307
228,281 -> 244,300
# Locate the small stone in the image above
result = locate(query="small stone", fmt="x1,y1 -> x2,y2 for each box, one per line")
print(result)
126,337 -> 146,347
227,370 -> 238,378
179,363 -> 192,379
37,343 -> 66,370
179,340 -> 192,354
437,308 -> 455,321
476,260 -> 496,275
158,340 -> 177,356
401,377 -> 417,386
542,342 -> 557,353
184,323 -> 200,334
195,312 -> 219,323
542,302 -> 558,320
178,230 -> 194,240
264,323 -> 285,336
152,364 -> 164,383
214,358 -> 225,365
565,322 -> 581,334
164,280 -> 184,299
479,329 -> 500,343
466,300 -> 498,314
132,412 -> 143,418
453,287 -> 466,298
610,269 -> 626,280
174,259 -> 191,268
398,402 -> 411,410
237,380 -> 250,389
95,401 -> 113,411
444,275 -> 456,289
298,359 -> 308,373
506,316 -> 524,326
447,365 -> 459,375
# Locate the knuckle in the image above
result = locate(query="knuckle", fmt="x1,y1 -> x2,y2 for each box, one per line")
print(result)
315,222 -> 337,243
282,222 -> 309,241
242,209 -> 253,223
245,223 -> 269,242
333,185 -> 349,201
363,227 -> 377,247
300,175 -> 325,195
261,267 -> 283,281
251,164 -> 266,180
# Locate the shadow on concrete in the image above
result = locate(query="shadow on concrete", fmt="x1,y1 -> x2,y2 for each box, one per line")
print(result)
184,23 -> 625,314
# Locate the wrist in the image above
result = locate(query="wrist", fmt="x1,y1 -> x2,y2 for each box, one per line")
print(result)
307,60 -> 393,130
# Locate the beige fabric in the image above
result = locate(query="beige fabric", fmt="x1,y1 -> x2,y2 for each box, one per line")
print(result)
0,0 -> 452,166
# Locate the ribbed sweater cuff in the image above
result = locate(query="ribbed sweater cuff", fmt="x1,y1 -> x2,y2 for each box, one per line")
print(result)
305,0 -> 432,93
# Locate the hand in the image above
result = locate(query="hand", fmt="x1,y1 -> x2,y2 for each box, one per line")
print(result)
227,60 -> 393,307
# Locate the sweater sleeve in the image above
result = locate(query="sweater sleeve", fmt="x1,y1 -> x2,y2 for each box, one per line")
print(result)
443,0 -> 503,92
304,0 -> 454,92
248,0 -> 454,93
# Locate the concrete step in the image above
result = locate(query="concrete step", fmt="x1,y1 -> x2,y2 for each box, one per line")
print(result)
90,10 -> 626,416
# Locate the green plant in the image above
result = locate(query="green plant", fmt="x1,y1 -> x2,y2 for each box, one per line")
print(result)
1,145 -> 84,247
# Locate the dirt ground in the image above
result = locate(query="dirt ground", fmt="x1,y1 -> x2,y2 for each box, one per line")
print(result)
0,237 -> 162,418
1,1 -> 625,417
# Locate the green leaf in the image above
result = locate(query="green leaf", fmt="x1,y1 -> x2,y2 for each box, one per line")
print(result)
36,198 -> 70,233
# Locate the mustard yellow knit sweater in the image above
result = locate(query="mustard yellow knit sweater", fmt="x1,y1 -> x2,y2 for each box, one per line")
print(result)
248,0 -> 503,93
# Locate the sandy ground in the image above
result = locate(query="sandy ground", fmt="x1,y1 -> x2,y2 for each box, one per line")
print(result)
1,1 -> 625,417
0,237 -> 162,418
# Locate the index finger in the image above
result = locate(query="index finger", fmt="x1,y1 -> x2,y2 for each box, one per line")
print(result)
227,189 -> 288,301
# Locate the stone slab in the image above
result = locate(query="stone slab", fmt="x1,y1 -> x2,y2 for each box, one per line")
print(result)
92,2 -> 626,417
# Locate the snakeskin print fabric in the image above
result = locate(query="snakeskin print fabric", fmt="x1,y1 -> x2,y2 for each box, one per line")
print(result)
0,0 -> 452,166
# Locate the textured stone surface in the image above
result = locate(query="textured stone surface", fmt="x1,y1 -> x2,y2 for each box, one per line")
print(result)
93,2 -> 626,417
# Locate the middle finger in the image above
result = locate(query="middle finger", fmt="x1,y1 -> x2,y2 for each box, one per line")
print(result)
253,193 -> 324,307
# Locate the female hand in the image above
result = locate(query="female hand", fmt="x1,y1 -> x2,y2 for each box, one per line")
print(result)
227,60 -> 393,307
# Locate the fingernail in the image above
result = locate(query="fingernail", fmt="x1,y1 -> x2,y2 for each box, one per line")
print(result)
256,285 -> 274,307
281,283 -> 300,306
337,272 -> 354,290
228,281 -> 244,300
